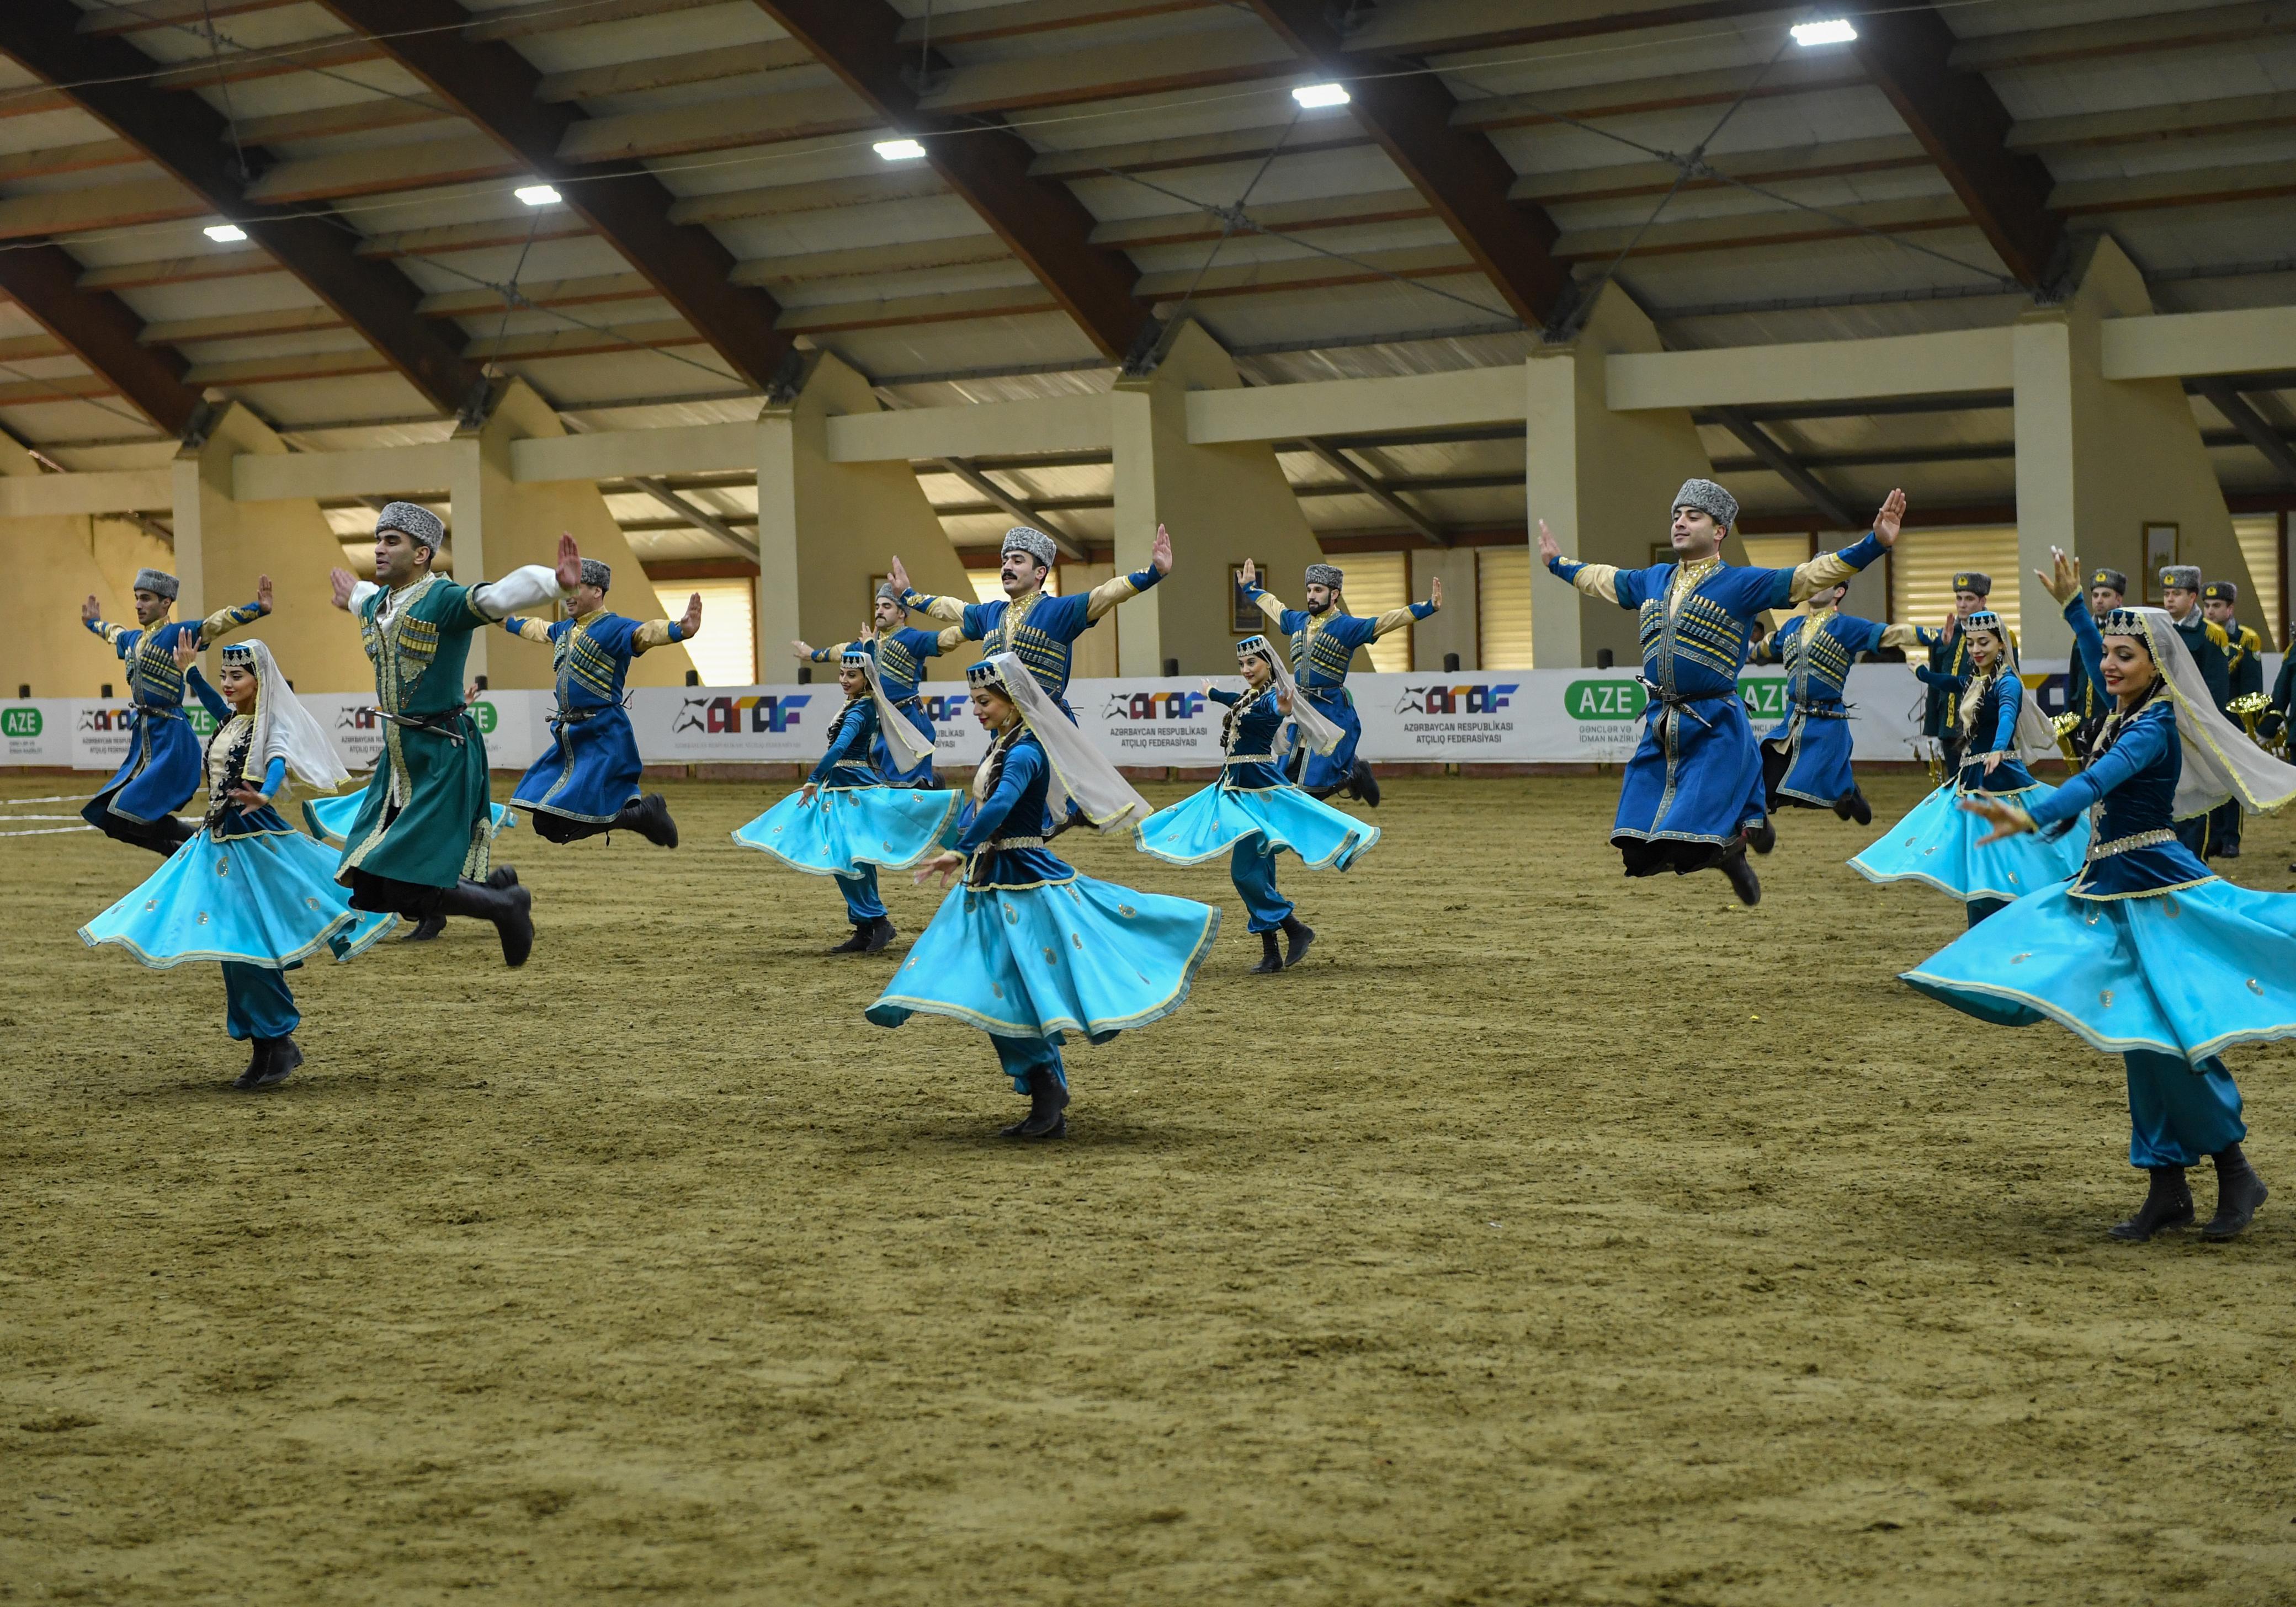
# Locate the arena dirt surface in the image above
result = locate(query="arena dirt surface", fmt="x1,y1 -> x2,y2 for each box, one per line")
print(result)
4,770 -> 2295,1605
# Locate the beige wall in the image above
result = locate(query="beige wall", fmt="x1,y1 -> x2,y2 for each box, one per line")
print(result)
1109,320 -> 1329,676
0,425 -> 175,696
1527,285 -> 1720,668
756,353 -> 979,684
1411,547 -> 1479,672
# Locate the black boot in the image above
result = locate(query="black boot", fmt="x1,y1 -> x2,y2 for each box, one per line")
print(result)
2201,1146 -> 2269,1240
828,923 -> 871,954
1350,760 -> 1381,808
2109,1166 -> 2195,1241
256,1036 -> 302,1089
1280,914 -> 1315,969
233,1039 -> 265,1090
1746,817 -> 1777,855
999,1068 -> 1070,1140
1718,843 -> 1761,907
400,914 -> 447,942
1250,930 -> 1283,974
1833,788 -> 1873,826
614,792 -> 678,849
437,877 -> 534,968
485,865 -> 518,890
864,916 -> 897,955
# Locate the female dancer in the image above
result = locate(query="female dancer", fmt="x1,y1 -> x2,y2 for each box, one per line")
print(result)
868,653 -> 1220,1140
1134,634 -> 1378,973
1850,607 -> 2087,922
733,646 -> 961,954
80,638 -> 396,1089
1903,551 -> 2296,1241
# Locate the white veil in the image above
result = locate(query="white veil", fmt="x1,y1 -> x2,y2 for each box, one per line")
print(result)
1236,636 -> 1344,757
987,652 -> 1149,832
858,650 -> 938,768
2115,607 -> 2296,818
244,638 -> 352,794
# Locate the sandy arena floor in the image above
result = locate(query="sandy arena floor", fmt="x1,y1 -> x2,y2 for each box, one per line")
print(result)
3,770 -> 2294,1605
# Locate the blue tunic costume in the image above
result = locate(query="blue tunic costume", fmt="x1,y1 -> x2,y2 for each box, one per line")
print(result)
807,625 -> 945,785
1547,532 -> 1886,868
731,689 -> 963,931
80,676 -> 396,1051
1134,684 -> 1379,933
903,566 -> 1162,717
1850,659 -> 2088,917
867,723 -> 1219,1098
302,791 -> 513,849
1750,606 -> 1924,811
81,593 -> 267,849
1238,583 -> 1435,792
1901,605 -> 2296,1174
501,606 -> 684,838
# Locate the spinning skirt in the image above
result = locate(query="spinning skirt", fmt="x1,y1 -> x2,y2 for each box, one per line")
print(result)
304,790 -> 513,849
1762,709 -> 1854,806
83,709 -> 200,826
1850,783 -> 2089,903
1901,877 -> 2296,1066
512,706 -> 642,822
80,827 -> 397,969
867,875 -> 1219,1045
732,785 -> 963,877
1134,781 -> 1378,871
1615,695 -> 1764,846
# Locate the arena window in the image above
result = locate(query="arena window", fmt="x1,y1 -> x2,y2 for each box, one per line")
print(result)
1476,547 -> 1533,669
652,580 -> 754,686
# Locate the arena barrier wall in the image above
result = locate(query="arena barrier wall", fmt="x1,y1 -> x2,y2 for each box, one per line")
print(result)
15,659 -> 2250,775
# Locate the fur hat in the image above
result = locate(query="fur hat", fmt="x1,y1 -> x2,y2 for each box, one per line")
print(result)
1304,563 -> 1344,590
1671,478 -> 1738,529
875,580 -> 903,605
1951,571 -> 1992,597
2087,567 -> 2128,594
2160,564 -> 2202,594
578,558 -> 611,592
1001,526 -> 1057,568
2202,579 -> 2237,604
132,567 -> 178,600
376,500 -> 445,552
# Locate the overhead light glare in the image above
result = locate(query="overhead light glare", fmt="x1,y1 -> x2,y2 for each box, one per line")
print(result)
874,138 -> 928,161
203,223 -> 247,243
1790,18 -> 1857,45
514,183 -> 562,207
1292,82 -> 1350,109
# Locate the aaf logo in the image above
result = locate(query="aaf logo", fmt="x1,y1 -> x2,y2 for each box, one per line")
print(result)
1101,689 -> 1206,721
1397,683 -> 1518,716
77,706 -> 136,732
336,707 -> 385,731
922,693 -> 971,724
674,692 -> 811,735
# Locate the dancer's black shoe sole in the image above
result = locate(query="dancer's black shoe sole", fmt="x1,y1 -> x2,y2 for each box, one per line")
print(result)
485,865 -> 518,890
401,914 -> 447,942
2201,1170 -> 2268,1240
1719,850 -> 1761,907
632,792 -> 679,849
998,1111 -> 1068,1140
1351,761 -> 1381,808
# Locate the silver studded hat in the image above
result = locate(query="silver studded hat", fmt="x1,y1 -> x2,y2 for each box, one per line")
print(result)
579,558 -> 611,592
375,500 -> 445,551
1001,526 -> 1057,568
131,567 -> 179,600
1671,477 -> 1739,529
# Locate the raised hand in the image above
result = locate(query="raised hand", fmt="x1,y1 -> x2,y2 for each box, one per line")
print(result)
1428,576 -> 1443,610
2035,546 -> 2081,606
887,556 -> 912,596
1537,520 -> 1561,565
553,531 -> 582,594
1939,609 -> 1958,643
173,634 -> 200,669
790,638 -> 815,661
329,567 -> 357,611
1239,557 -> 1256,590
1873,488 -> 1907,547
81,593 -> 101,625
679,592 -> 703,638
1151,523 -> 1173,575
256,573 -> 274,614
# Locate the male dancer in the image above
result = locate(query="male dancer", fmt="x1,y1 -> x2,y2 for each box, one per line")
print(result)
327,502 -> 581,966
2160,563 -> 2233,857
1925,571 -> 2013,774
1746,579 -> 1929,825
793,581 -> 947,786
502,558 -> 697,847
1537,480 -> 1904,906
78,569 -> 272,853
2201,579 -> 2265,858
2061,565 -> 2126,756
1236,560 -> 1441,805
888,523 -> 1173,714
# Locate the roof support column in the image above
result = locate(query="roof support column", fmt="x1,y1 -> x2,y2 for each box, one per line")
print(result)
0,434 -> 173,698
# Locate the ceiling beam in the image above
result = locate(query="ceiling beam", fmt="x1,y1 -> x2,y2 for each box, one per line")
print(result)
1242,0 -> 1569,329
1848,7 -> 2063,289
1303,440 -> 1448,545
0,0 -> 482,417
1707,407 -> 1864,530
631,476 -> 761,560
2196,376 -> 2296,489
0,244 -> 202,433
932,457 -> 1090,561
312,0 -> 793,395
750,0 -> 1155,362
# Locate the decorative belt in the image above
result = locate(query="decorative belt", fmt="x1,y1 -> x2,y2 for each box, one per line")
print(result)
1224,753 -> 1274,764
985,835 -> 1045,850
1791,698 -> 1848,719
891,695 -> 923,710
365,704 -> 469,746
2087,828 -> 2173,861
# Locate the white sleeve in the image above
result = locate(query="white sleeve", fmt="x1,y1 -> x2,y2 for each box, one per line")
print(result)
466,564 -> 569,622
348,580 -> 381,611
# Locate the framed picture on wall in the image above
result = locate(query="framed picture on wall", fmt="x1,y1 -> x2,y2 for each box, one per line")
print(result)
1651,541 -> 1673,568
869,573 -> 892,621
2142,524 -> 2179,602
1230,562 -> 1267,632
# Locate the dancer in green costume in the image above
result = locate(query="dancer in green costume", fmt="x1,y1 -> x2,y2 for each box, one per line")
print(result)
327,502 -> 582,966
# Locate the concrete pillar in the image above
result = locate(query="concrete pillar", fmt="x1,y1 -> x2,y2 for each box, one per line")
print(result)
451,379 -> 695,689
1411,546 -> 1479,671
1526,285 -> 1721,668
756,352 -> 978,684
172,402 -> 372,690
1109,320 -> 1330,677
0,436 -> 173,698
2013,235 -> 2260,658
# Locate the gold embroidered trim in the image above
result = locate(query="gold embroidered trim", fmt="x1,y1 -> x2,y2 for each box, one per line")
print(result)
2087,828 -> 2174,860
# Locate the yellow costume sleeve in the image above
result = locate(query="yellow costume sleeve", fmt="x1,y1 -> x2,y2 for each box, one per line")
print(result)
1562,563 -> 1622,605
633,619 -> 677,653
1084,571 -> 1144,622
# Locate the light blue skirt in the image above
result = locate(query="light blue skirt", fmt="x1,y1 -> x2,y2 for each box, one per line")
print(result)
79,826 -> 398,969
1902,877 -> 2296,1066
867,875 -> 1220,1045
302,790 -> 515,850
1849,783 -> 2090,902
1134,781 -> 1379,871
731,785 -> 964,877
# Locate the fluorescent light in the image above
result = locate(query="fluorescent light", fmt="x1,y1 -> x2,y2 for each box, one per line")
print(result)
1790,18 -> 1857,45
203,223 -> 247,243
873,138 -> 927,161
514,183 -> 561,206
1292,82 -> 1350,109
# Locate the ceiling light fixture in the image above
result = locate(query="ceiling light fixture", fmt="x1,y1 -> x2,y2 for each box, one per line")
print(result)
514,183 -> 562,206
873,138 -> 928,161
1790,18 -> 1857,45
203,223 -> 247,243
1292,82 -> 1350,109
